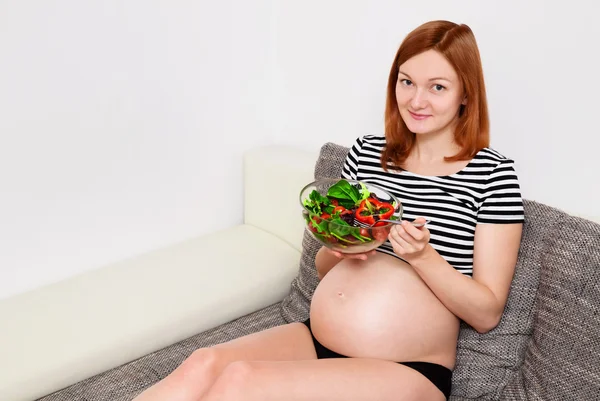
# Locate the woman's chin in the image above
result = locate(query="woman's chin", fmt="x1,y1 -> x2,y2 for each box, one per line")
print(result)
405,123 -> 431,135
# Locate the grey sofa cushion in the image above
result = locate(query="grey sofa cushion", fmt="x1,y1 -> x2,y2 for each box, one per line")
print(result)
452,200 -> 563,400
500,215 -> 600,401
279,141 -> 600,400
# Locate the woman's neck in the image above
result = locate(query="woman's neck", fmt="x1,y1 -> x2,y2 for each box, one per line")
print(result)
411,130 -> 460,163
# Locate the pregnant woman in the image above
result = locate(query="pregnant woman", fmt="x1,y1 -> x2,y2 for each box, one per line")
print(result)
133,20 -> 524,401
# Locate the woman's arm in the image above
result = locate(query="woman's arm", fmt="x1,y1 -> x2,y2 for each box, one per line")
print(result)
315,247 -> 342,280
389,220 -> 522,333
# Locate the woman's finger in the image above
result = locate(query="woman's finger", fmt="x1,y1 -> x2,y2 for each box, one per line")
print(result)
413,217 -> 427,225
402,220 -> 425,241
351,250 -> 374,260
329,250 -> 342,258
389,227 -> 413,252
331,249 -> 376,260
394,225 -> 416,246
354,251 -> 376,260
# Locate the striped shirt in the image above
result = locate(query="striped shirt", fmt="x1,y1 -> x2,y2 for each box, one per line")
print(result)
341,135 -> 525,276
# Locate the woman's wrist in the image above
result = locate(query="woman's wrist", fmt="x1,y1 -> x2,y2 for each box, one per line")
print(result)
315,246 -> 341,279
405,244 -> 439,268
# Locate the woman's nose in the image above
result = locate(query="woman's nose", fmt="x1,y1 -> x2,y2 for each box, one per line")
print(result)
410,89 -> 428,110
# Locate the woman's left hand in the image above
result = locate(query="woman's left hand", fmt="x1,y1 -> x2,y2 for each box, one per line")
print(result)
388,217 -> 431,262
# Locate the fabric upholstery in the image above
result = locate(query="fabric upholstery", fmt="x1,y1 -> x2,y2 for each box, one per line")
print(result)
451,200 -> 565,399
500,214 -> 600,400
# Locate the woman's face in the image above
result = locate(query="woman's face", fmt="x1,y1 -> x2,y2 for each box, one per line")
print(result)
395,50 -> 466,137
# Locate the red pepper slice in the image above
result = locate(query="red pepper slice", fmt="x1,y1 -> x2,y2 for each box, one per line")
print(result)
355,205 -> 375,225
332,206 -> 346,216
309,212 -> 331,231
355,198 -> 395,225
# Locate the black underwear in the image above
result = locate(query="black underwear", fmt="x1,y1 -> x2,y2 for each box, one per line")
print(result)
302,319 -> 452,399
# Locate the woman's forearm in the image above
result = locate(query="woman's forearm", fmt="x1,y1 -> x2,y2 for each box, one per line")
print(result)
410,245 -> 503,333
314,247 -> 342,280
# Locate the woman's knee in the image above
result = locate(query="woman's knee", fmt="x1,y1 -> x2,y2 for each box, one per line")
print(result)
204,361 -> 260,400
220,361 -> 256,385
176,347 -> 221,380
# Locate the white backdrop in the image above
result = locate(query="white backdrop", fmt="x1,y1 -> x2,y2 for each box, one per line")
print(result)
0,0 -> 275,299
1,0 -> 598,299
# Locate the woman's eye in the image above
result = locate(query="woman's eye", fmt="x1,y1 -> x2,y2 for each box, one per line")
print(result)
432,84 -> 445,92
400,79 -> 413,86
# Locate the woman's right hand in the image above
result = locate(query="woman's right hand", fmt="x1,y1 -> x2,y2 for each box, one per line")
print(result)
323,247 -> 376,261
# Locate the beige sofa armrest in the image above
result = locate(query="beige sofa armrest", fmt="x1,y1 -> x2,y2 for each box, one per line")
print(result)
0,225 -> 300,401
244,145 -> 319,252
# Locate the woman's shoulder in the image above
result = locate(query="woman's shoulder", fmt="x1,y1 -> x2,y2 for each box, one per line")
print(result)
477,147 -> 514,163
475,147 -> 515,162
361,133 -> 386,142
350,134 -> 386,151
471,148 -> 522,188
473,147 -> 519,171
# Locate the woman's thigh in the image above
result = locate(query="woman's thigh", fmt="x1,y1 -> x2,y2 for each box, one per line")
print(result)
203,357 -> 447,401
210,321 -> 317,362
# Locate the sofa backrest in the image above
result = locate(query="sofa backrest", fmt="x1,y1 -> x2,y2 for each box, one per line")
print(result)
499,213 -> 600,400
280,142 -> 600,400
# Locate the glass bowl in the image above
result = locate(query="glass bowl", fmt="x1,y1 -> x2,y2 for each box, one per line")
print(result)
299,178 -> 403,254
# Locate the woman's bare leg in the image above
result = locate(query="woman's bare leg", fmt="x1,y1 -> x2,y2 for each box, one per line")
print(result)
201,358 -> 447,401
132,322 -> 317,401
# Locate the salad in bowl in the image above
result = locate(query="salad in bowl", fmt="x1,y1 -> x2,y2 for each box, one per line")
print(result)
299,178 -> 403,254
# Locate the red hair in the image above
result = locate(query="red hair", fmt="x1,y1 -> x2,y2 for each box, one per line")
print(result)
382,20 -> 490,171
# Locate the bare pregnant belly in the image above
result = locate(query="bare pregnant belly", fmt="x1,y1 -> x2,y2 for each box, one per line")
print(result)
309,252 -> 460,369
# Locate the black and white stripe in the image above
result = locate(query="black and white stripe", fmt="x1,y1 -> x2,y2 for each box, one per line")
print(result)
341,135 -> 524,276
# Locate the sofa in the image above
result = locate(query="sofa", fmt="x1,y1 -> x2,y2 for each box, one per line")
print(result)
1,142 -> 599,401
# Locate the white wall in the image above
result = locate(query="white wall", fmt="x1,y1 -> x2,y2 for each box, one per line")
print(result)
2,1 -> 599,300
274,0 -> 600,221
0,0 -> 275,300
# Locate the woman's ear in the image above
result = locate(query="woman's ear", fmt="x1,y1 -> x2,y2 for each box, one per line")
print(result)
462,96 -> 468,105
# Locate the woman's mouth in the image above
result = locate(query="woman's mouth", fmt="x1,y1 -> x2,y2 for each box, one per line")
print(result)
408,111 -> 431,121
